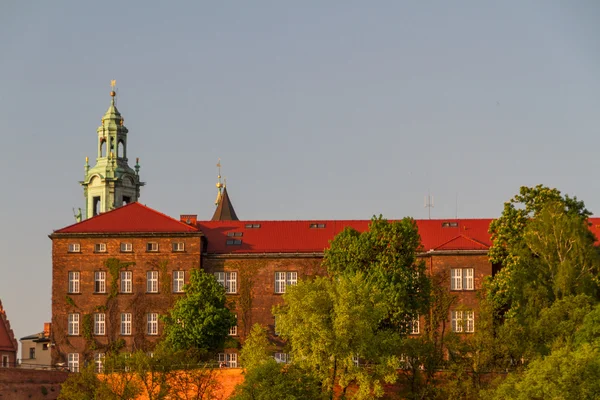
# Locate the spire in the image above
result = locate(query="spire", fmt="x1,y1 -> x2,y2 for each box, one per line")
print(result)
211,159 -> 239,221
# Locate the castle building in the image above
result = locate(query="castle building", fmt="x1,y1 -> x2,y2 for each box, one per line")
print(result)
52,87 -> 600,370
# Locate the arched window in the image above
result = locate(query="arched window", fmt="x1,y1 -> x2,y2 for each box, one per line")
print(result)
100,139 -> 106,158
118,141 -> 125,158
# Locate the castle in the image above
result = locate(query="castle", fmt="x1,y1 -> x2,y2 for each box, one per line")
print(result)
50,87 -> 578,372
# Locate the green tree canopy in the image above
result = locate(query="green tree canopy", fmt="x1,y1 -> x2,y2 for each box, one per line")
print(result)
323,216 -> 430,331
274,273 -> 402,399
162,269 -> 236,352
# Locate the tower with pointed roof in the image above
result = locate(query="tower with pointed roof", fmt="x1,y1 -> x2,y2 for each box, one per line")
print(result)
80,84 -> 144,219
211,159 -> 239,221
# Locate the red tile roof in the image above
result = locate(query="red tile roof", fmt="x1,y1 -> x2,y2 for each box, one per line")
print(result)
0,300 -> 18,353
195,219 -> 494,254
54,202 -> 199,234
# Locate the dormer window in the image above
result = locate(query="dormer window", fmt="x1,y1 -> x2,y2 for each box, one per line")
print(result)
309,223 -> 326,229
442,222 -> 459,228
226,239 -> 242,245
245,224 -> 261,229
227,232 -> 243,237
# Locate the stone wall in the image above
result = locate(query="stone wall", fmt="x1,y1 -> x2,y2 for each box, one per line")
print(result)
0,368 -> 68,400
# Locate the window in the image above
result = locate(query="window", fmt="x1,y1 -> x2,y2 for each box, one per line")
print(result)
68,243 -> 80,253
245,223 -> 261,229
29,347 -> 35,359
352,354 -> 360,367
451,310 -> 475,333
95,243 -> 107,253
217,353 -> 237,368
227,232 -> 243,237
94,313 -> 105,335
147,271 -> 159,293
1,355 -> 8,368
146,242 -> 158,252
42,344 -> 48,351
275,272 -> 298,294
226,239 -> 242,245
68,271 -> 80,293
95,271 -> 106,293
172,242 -> 185,252
442,221 -> 459,228
121,313 -> 132,335
94,353 -> 105,373
450,268 -> 474,290
120,271 -> 132,293
173,271 -> 185,293
229,315 -> 238,336
120,242 -> 132,252
147,313 -> 158,335
309,223 -> 326,228
68,313 -> 79,335
68,353 -> 79,372
214,272 -> 237,293
411,317 -> 420,335
274,353 -> 289,364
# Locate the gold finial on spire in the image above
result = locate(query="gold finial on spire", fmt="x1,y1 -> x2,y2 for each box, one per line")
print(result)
215,159 -> 223,206
110,79 -> 116,97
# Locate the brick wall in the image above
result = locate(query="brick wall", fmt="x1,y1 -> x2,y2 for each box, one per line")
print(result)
51,234 -> 202,365
0,368 -> 68,400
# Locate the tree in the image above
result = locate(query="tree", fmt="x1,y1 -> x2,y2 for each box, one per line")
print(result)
488,344 -> 600,400
323,216 -> 430,332
162,269 -> 236,352
274,273 -> 402,400
239,323 -> 272,369
58,364 -> 110,400
486,185 -> 594,315
231,359 -> 323,400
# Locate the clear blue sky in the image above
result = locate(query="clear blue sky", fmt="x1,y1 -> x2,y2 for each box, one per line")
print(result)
1,1 -> 599,346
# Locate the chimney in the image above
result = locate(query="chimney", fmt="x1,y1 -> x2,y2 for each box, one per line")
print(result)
180,214 -> 197,225
43,322 -> 51,337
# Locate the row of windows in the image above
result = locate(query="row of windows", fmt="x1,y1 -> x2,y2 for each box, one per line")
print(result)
68,271 -> 185,294
67,312 -> 240,337
68,242 -> 186,253
68,268 -> 473,297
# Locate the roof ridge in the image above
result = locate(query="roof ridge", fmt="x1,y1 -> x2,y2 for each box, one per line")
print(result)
134,202 -> 200,231
0,299 -> 18,352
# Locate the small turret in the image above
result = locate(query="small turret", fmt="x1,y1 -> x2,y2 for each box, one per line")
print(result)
211,159 -> 239,221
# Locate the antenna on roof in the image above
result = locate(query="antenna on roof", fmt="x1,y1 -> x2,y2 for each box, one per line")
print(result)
424,192 -> 434,220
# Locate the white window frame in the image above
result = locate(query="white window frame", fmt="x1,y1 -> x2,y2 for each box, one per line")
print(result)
147,271 -> 159,293
217,353 -> 237,368
411,316 -> 420,335
95,271 -> 106,293
120,271 -> 132,293
68,313 -> 79,335
94,353 -> 105,373
173,271 -> 185,293
147,313 -> 158,335
274,353 -> 289,364
68,353 -> 79,372
214,272 -> 237,294
229,314 -> 238,336
450,268 -> 474,291
120,242 -> 133,252
95,243 -> 107,253
274,271 -> 298,294
68,271 -> 80,293
94,313 -> 105,336
68,243 -> 80,253
172,242 -> 185,252
121,313 -> 132,335
451,310 -> 475,333
1,355 -> 8,367
146,242 -> 159,252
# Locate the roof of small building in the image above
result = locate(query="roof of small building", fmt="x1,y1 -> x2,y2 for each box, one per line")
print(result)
54,202 -> 199,234
195,218 -> 495,254
0,300 -> 18,353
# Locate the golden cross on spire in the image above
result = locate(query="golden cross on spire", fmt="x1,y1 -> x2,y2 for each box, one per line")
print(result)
111,80 -> 116,88
110,80 -> 117,98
